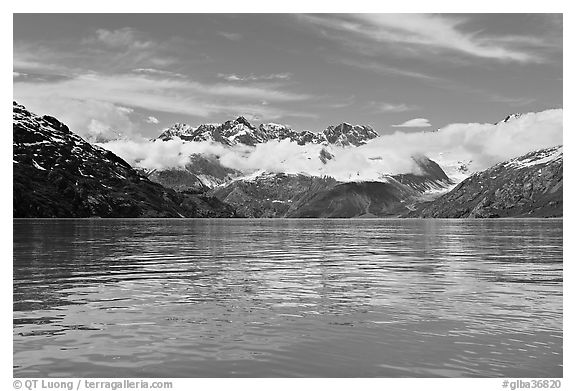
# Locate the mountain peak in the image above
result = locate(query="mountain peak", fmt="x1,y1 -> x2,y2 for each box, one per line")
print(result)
235,115 -> 249,122
497,113 -> 524,125
156,118 -> 380,147
323,123 -> 378,146
157,123 -> 198,141
230,116 -> 254,128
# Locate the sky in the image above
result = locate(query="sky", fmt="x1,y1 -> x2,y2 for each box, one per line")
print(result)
13,13 -> 563,140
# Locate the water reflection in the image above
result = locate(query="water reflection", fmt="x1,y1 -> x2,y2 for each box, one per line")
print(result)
14,219 -> 562,377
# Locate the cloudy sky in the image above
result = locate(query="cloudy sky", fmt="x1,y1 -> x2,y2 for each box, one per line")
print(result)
13,13 -> 562,139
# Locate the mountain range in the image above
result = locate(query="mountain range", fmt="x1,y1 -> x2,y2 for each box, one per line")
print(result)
13,102 -> 563,218
157,117 -> 379,147
209,155 -> 451,218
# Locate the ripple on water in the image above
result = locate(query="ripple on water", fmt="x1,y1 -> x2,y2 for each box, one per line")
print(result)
13,219 -> 563,377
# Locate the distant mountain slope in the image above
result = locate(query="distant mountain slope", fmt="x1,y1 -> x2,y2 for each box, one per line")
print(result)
287,155 -> 451,218
393,154 -> 452,193
157,117 -> 379,147
13,102 -> 236,218
143,154 -> 242,192
408,146 -> 563,218
211,156 -> 452,218
287,181 -> 418,218
211,173 -> 338,218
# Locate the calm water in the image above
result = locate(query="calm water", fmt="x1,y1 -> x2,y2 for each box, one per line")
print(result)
13,219 -> 562,377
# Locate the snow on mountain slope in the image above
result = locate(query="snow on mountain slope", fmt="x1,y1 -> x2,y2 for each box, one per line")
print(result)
323,123 -> 379,146
430,152 -> 474,184
13,102 -> 132,179
496,113 -> 524,124
157,123 -> 199,140
505,146 -> 563,168
156,117 -> 378,147
409,145 -> 563,218
13,102 -> 236,218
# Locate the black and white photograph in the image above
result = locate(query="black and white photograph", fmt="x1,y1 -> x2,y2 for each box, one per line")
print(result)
10,5 -> 566,386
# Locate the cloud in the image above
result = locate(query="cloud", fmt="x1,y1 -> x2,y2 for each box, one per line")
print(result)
392,118 -> 431,128
99,139 -> 234,170
14,72 -> 314,129
13,44 -> 73,74
217,73 -> 292,82
300,14 -> 544,63
486,93 -> 536,107
117,106 -> 134,114
373,103 -> 416,113
94,28 -> 153,49
334,57 -> 440,81
14,27 -> 196,78
313,95 -> 356,110
132,68 -> 186,78
384,108 -> 562,172
18,97 -> 139,141
218,32 -> 243,41
98,137 -> 407,181
97,108 -> 562,183
146,116 -> 159,124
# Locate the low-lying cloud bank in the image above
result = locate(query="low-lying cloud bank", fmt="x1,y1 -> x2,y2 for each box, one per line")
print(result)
99,108 -> 562,181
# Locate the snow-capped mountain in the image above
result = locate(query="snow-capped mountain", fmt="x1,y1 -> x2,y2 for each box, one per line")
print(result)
504,145 -> 562,168
431,152 -> 474,184
156,117 -> 379,147
496,113 -> 524,124
14,102 -> 560,219
209,155 -> 452,218
13,102 -> 129,178
257,123 -> 327,145
323,123 -> 379,146
157,123 -> 200,141
156,122 -> 233,144
419,112 -> 539,183
142,153 -> 243,192
13,102 -> 236,218
409,145 -> 563,218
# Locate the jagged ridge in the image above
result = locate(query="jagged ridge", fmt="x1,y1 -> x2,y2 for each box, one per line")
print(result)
13,102 -> 237,218
157,117 -> 379,147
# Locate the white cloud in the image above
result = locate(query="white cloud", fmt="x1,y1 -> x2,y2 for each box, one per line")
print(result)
15,27 -> 195,79
374,103 -> 416,113
335,57 -> 440,81
487,93 -> 536,107
99,139 -> 233,170
18,98 -> 138,141
392,118 -> 431,128
94,28 -> 153,49
117,106 -> 134,114
14,72 -> 313,128
132,68 -> 186,78
217,73 -> 292,82
218,32 -> 243,41
300,14 -> 542,63
97,108 -> 562,182
146,116 -> 159,124
376,109 -> 563,172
